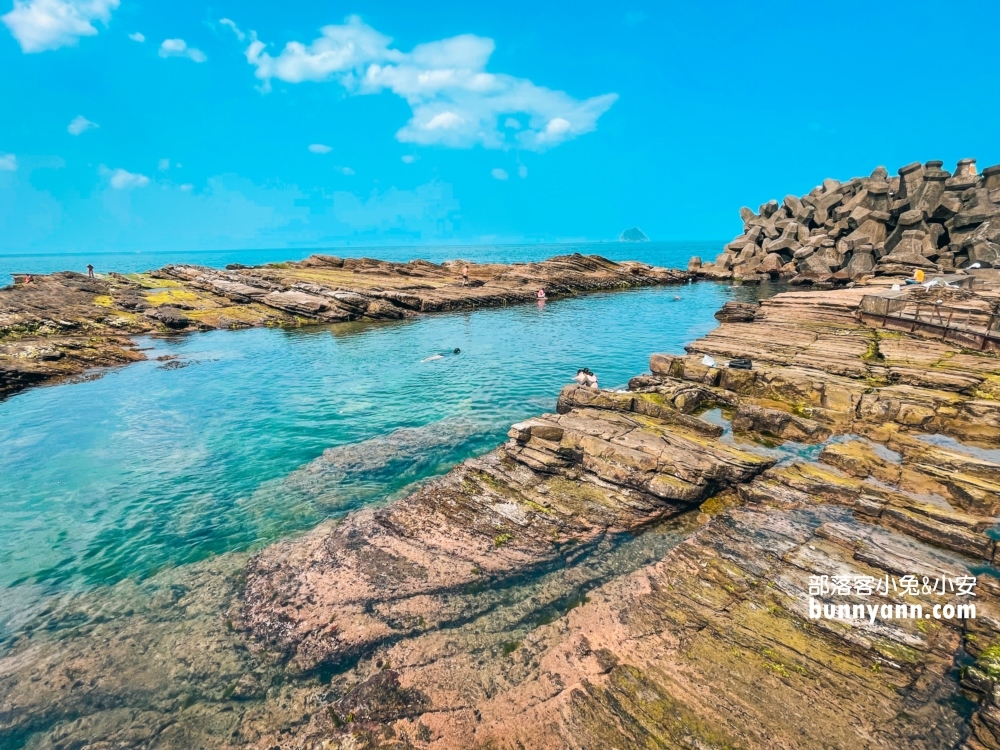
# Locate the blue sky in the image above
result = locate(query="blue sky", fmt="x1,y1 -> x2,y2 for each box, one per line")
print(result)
1,0 -> 998,254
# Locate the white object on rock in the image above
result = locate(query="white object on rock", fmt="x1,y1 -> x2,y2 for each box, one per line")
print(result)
701,355 -> 717,367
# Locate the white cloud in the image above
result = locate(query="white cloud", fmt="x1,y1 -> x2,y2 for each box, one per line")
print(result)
159,38 -> 207,63
2,0 -> 119,53
102,166 -> 150,189
0,154 -> 17,171
337,166 -> 355,176
158,158 -> 171,171
67,115 -> 98,135
245,16 -> 395,87
241,15 -> 617,150
545,117 -> 571,135
518,165 -> 528,178
219,18 -> 244,42
401,155 -> 415,164
128,31 -> 144,42
308,143 -> 332,154
491,168 -> 508,180
425,111 -> 464,130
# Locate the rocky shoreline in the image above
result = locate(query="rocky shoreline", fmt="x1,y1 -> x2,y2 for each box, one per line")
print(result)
3,270 -> 999,749
227,281 -> 1000,749
0,253 -> 689,400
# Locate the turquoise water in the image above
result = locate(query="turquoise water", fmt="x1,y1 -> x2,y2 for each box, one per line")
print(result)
0,240 -> 718,281
0,280 -> 772,641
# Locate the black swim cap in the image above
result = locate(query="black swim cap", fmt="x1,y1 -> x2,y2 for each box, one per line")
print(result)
453,348 -> 461,354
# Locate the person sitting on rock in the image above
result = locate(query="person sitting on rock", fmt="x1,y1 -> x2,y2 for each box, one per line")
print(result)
574,368 -> 599,389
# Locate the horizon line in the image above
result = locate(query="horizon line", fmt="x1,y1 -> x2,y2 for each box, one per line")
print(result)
0,239 -> 726,260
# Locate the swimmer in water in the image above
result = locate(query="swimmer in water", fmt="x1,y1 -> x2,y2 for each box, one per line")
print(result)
421,348 -> 461,363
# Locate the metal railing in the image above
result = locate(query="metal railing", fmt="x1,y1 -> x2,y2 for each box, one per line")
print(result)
859,293 -> 1000,351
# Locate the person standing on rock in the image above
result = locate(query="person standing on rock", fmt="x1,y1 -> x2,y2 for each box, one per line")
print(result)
87,264 -> 95,279
462,265 -> 469,286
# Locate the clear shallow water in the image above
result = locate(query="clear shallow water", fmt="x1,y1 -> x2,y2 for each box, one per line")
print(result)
0,281 -> 773,641
0,240 -> 719,281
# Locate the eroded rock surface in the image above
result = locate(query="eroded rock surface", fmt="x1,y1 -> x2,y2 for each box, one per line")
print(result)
226,285 -> 1000,748
3,284 -> 1000,750
0,254 -> 688,399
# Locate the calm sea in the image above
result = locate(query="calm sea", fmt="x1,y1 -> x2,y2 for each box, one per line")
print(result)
0,240 -> 720,281
0,273 -> 776,640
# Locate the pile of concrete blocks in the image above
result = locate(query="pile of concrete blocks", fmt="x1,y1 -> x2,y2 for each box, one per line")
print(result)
691,159 -> 1000,284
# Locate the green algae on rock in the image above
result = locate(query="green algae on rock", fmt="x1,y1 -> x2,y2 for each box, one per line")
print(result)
0,253 -> 690,400
3,280 -> 1000,749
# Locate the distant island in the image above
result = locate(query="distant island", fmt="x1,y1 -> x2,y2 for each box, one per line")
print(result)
619,226 -> 650,242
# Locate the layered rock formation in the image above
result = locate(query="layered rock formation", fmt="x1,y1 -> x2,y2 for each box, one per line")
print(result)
694,158 -> 1000,284
0,254 -> 687,400
2,281 -> 1000,749
234,285 -> 1000,748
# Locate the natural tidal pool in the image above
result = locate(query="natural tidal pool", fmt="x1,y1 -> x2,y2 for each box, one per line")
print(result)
0,281 -> 778,643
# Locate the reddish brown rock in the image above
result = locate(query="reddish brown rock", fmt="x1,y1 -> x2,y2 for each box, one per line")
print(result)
3,284 -> 1000,750
1,254 -> 690,400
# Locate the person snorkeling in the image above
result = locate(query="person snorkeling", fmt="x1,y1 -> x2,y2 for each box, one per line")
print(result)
421,348 -> 462,363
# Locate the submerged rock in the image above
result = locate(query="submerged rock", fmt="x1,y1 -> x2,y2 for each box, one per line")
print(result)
0,253 -> 689,400
229,283 -> 1000,748
4,282 -> 1000,749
